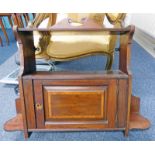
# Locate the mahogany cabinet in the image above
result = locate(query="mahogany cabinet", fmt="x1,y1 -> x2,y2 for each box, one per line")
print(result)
21,71 -> 129,132
4,25 -> 150,139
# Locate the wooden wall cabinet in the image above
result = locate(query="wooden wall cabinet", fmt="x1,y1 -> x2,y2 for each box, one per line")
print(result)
4,25 -> 150,139
22,72 -> 128,131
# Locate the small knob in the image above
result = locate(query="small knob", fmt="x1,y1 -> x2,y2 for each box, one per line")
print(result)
36,103 -> 43,110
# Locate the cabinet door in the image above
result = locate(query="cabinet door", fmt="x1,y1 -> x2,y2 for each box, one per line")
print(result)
33,79 -> 118,130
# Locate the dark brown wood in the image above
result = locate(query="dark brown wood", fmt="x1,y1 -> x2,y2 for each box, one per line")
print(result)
13,26 -> 36,75
33,80 -> 45,128
15,98 -> 22,113
18,77 -> 30,139
131,95 -> 140,113
23,80 -> 36,129
30,73 -> 126,130
17,23 -> 132,32
0,36 -> 3,46
22,70 -> 128,80
44,86 -> 107,121
119,25 -> 135,136
117,79 -> 128,128
4,114 -> 24,131
129,95 -> 150,129
119,25 -> 135,74
129,113 -> 150,130
3,18 -> 150,139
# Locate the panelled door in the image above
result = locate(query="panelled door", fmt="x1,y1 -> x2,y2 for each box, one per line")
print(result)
33,78 -> 120,130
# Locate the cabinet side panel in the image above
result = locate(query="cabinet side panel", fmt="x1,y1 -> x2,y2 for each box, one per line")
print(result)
23,79 -> 36,129
107,80 -> 117,128
117,79 -> 128,128
33,80 -> 45,128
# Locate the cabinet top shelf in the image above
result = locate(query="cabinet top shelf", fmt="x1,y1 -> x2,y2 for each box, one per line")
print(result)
17,26 -> 132,33
16,18 -> 133,33
22,70 -> 128,80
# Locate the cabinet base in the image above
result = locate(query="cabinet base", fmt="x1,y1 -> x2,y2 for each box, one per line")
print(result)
4,97 -> 150,130
4,112 -> 150,132
4,95 -> 150,138
4,114 -> 24,131
129,113 -> 150,130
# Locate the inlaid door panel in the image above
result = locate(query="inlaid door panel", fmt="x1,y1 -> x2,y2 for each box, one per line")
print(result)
33,79 -> 118,130
44,86 -> 107,121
